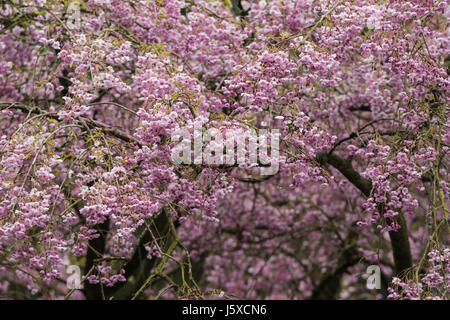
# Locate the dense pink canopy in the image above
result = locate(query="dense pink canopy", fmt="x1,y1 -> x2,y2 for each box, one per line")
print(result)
0,0 -> 448,299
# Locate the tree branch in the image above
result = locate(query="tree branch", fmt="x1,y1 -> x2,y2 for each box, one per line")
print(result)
316,151 -> 413,276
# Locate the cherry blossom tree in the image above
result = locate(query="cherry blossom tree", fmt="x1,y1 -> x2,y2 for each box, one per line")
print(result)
0,0 -> 448,299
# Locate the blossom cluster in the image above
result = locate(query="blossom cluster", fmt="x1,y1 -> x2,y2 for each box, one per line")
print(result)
0,0 -> 448,300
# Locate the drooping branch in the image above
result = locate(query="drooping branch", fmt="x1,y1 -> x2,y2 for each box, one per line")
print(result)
309,228 -> 360,299
104,210 -> 173,299
0,103 -> 143,146
83,218 -> 110,300
316,152 -> 373,196
316,151 -> 413,276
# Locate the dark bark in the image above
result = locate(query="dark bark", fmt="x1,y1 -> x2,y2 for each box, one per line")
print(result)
388,213 -> 413,276
309,228 -> 359,299
310,249 -> 360,299
104,210 -> 172,299
316,151 -> 413,276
